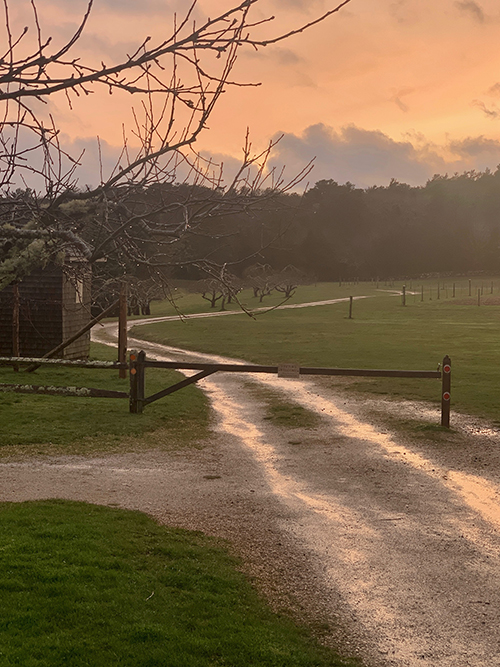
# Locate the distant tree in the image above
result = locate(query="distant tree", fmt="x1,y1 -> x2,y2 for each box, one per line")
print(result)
274,265 -> 309,299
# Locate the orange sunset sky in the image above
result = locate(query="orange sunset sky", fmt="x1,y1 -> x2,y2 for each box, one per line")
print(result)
9,0 -> 500,189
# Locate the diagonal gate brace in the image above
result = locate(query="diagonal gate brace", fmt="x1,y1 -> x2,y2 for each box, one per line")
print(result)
143,369 -> 217,406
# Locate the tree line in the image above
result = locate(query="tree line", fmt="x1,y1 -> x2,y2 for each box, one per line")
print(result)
203,169 -> 500,282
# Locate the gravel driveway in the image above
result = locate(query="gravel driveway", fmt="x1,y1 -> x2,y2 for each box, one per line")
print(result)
2,317 -> 500,667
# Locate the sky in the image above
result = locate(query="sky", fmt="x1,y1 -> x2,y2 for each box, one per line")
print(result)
7,0 -> 500,189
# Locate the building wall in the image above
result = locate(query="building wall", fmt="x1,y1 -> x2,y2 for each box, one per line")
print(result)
61,265 -> 92,360
0,264 -> 91,359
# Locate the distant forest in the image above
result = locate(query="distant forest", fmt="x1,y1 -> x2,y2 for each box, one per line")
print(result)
181,168 -> 500,281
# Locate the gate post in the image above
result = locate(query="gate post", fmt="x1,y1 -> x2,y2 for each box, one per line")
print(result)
12,283 -> 20,372
118,282 -> 128,379
129,350 -> 145,414
441,355 -> 451,428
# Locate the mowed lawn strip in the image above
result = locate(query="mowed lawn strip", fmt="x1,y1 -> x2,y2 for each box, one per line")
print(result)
0,500 -> 360,667
140,283 -> 381,318
0,342 -> 210,453
131,286 -> 500,424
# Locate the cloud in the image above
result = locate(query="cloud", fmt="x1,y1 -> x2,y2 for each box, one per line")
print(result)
58,135 -> 124,190
389,0 -> 418,25
249,124 -> 500,190
391,89 -> 414,113
486,83 -> 500,97
45,0 -> 181,15
472,99 -> 500,119
447,136 -> 500,172
266,124 -> 446,189
455,1 -> 486,23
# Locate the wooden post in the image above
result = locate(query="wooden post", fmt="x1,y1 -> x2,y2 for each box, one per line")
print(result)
452,283 -> 455,298
402,285 -> 406,306
468,279 -> 472,297
348,296 -> 353,319
118,283 -> 127,379
12,283 -> 20,372
437,283 -> 440,300
129,350 -> 145,414
441,356 -> 451,428
491,281 -> 494,295
478,289 -> 481,306
421,285 -> 424,302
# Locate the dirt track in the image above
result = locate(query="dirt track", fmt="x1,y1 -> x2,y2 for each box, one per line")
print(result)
2,315 -> 500,666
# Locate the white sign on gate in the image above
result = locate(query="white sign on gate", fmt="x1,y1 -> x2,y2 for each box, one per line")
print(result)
277,363 -> 301,379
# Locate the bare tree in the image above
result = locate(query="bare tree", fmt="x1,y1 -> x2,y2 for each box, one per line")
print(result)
274,264 -> 310,299
243,262 -> 278,302
0,0 -> 352,293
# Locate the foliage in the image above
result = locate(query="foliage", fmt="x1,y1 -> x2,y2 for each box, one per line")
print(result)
206,171 -> 500,281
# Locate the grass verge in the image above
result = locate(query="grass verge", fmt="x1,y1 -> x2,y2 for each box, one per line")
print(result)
0,500 -> 360,667
0,342 -> 209,456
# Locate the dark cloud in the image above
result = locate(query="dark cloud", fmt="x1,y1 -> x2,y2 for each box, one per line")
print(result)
242,46 -> 304,66
455,1 -> 486,23
448,136 -> 500,157
472,99 -> 500,119
266,124 -> 445,189
486,83 -> 500,97
393,97 -> 409,112
391,89 -> 414,113
23,126 -> 500,194
389,0 -> 418,25
59,135 -> 123,190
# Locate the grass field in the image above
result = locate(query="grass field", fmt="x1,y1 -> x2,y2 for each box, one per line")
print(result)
0,342 -> 210,455
131,279 -> 500,425
0,500 -> 358,667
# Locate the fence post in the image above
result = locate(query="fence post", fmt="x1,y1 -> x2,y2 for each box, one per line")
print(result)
118,282 -> 128,379
348,296 -> 353,319
12,283 -> 20,372
468,279 -> 472,297
129,350 -> 145,414
441,355 -> 451,428
402,285 -> 406,306
478,289 -> 481,306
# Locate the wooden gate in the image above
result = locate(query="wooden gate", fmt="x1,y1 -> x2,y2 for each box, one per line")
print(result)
129,351 -> 452,427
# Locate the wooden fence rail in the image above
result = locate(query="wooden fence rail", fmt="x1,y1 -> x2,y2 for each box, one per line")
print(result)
0,355 -> 129,400
0,352 -> 452,427
0,356 -> 127,370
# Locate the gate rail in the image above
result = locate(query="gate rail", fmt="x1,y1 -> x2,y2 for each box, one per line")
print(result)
129,351 -> 452,427
0,352 -> 452,427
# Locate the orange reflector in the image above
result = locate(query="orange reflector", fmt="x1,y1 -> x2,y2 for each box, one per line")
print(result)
130,368 -> 137,375
130,354 -> 136,361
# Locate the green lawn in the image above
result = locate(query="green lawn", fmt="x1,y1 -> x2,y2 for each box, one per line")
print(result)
0,343 -> 210,455
0,500 -> 359,667
131,281 -> 500,424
